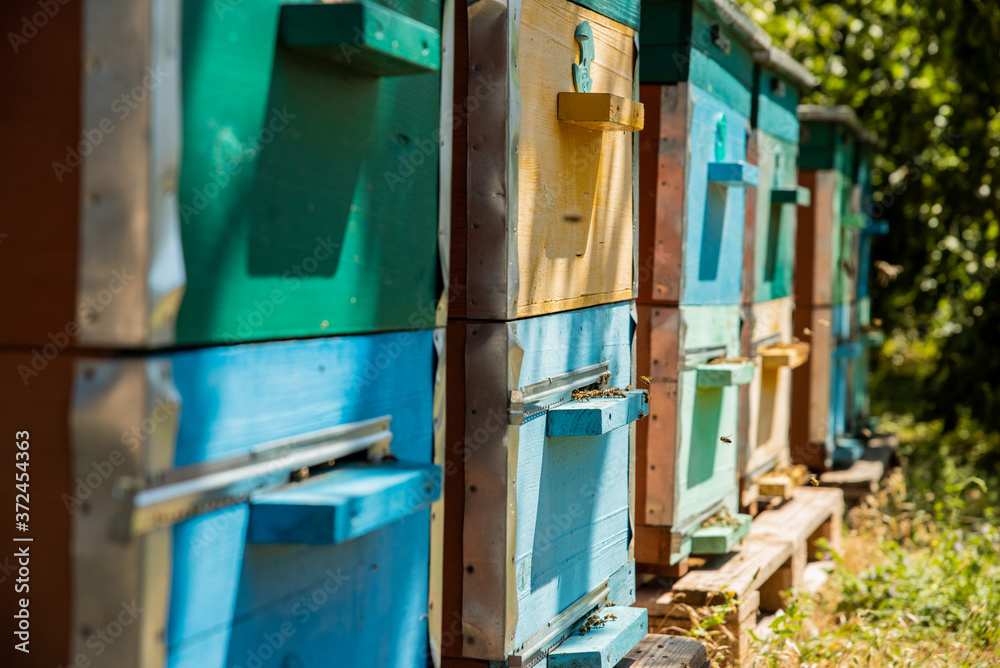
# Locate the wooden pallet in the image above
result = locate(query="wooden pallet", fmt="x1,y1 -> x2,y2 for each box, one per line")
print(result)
635,488 -> 845,666
615,634 -> 710,667
819,442 -> 897,503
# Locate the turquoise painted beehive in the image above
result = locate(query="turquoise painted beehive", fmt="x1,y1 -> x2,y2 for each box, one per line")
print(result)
635,304 -> 755,572
737,46 -> 816,499
638,0 -> 769,306
2,0 -> 453,349
442,302 -> 649,666
0,332 -> 444,667
791,105 -> 875,471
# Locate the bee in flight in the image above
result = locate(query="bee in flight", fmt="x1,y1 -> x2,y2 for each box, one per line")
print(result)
640,375 -> 651,386
720,435 -> 732,444
809,476 -> 820,487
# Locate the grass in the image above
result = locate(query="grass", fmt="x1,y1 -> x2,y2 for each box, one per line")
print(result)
667,423 -> 1000,667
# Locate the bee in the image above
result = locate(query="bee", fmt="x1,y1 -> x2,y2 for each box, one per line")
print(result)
873,317 -> 883,327
640,375 -> 651,386
291,466 -> 311,482
625,385 -> 633,391
809,476 -> 820,487
720,435 -> 732,444
818,318 -> 830,327
607,600 -> 616,607
803,327 -> 813,336
604,613 -> 617,621
382,453 -> 399,463
861,427 -> 873,439
682,663 -> 690,668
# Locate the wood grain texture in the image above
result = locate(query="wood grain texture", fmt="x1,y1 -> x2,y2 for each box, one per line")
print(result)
794,170 -> 839,307
743,297 -> 794,481
614,634 -> 710,668
636,305 -> 742,565
175,0 -> 444,343
671,537 -> 792,605
516,0 -> 635,317
637,84 -> 687,304
790,306 -> 834,470
749,487 -> 845,547
548,606 -> 648,667
0,0 -> 82,347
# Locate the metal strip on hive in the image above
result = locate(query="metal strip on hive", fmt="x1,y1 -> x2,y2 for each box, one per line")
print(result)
508,361 -> 611,425
508,581 -> 611,668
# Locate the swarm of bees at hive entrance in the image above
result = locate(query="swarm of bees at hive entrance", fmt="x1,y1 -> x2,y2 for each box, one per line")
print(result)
707,356 -> 750,365
700,506 -> 742,529
572,372 -> 628,402
579,612 -> 617,634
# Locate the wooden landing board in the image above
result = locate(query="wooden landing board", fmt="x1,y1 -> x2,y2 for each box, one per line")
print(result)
819,444 -> 896,502
614,634 -> 710,668
749,487 -> 844,554
755,465 -> 809,499
669,537 -> 792,606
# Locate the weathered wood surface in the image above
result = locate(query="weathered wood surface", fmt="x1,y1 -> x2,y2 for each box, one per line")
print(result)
743,297 -> 795,483
636,305 -> 743,565
669,538 -> 792,606
549,606 -> 648,668
614,634 -> 710,668
820,444 -> 896,503
516,0 -> 636,317
749,487 -> 845,554
790,306 -> 834,470
794,170 -> 840,307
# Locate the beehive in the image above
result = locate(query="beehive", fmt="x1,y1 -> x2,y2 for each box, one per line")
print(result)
635,305 -> 755,572
450,0 -> 643,321
791,105 -> 877,470
737,46 -> 816,500
1,0 -> 453,348
638,0 -> 770,306
0,331 -> 445,668
443,302 -> 648,665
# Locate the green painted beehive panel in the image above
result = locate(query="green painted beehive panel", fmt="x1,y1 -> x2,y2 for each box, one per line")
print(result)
640,1 -> 764,115
799,120 -> 856,176
752,132 -> 801,303
690,512 -> 753,554
753,69 -> 802,143
569,0 -> 641,29
175,0 -> 444,344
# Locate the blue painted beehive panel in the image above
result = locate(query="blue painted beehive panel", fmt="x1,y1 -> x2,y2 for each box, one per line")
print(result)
446,302 -> 643,662
683,89 -> 752,305
13,332 -> 442,668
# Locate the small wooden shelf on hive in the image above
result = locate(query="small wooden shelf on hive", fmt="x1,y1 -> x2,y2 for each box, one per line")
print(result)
557,92 -> 645,132
690,512 -> 754,555
548,606 -> 648,668
694,361 -> 756,387
861,329 -> 885,347
771,185 -> 811,207
707,161 -> 760,187
758,340 -> 810,370
547,390 -> 649,437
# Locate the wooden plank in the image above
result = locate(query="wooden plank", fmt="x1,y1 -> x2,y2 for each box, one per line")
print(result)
771,186 -> 811,206
549,606 -> 648,668
694,361 -> 755,387
279,2 -> 441,75
690,513 -> 753,554
569,0 -> 641,30
614,634 -> 710,668
790,306 -> 834,470
671,537 -> 792,605
820,444 -> 895,502
707,161 -> 760,186
547,390 -> 649,437
749,487 -> 845,548
758,542 -> 806,612
177,0 -> 443,343
248,463 -> 442,544
759,340 -> 810,370
516,0 -> 635,317
558,92 -> 645,131
0,0 -> 82,347
637,84 -> 687,304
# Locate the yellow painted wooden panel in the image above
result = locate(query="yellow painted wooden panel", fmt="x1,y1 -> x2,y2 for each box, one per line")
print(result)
746,297 -> 794,477
517,0 -> 635,317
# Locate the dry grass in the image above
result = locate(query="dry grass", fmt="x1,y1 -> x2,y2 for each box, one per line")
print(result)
668,471 -> 1000,668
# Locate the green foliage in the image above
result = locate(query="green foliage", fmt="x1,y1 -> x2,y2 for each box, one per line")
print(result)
741,0 -> 1000,430
748,474 -> 1000,667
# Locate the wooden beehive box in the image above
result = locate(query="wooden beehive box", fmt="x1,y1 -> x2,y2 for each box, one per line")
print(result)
0,0 -> 453,348
796,105 -> 875,309
638,0 -> 770,306
449,0 -> 643,321
635,304 -> 755,573
789,305 -> 836,470
743,47 -> 817,305
0,331 -> 445,668
737,297 -> 811,501
443,302 -> 650,665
